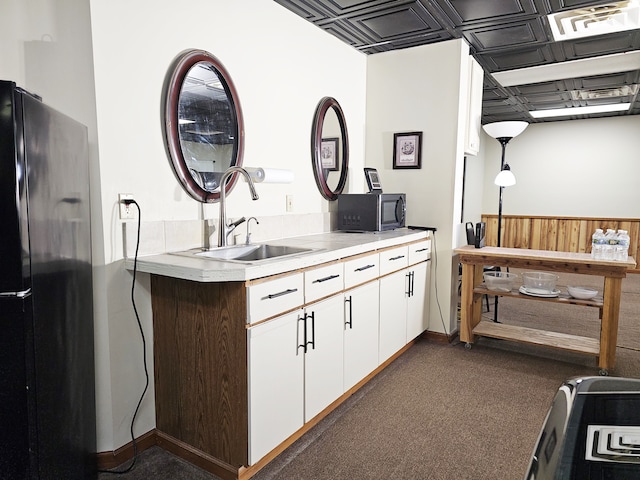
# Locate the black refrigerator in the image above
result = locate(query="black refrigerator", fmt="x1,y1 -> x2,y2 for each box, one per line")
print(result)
0,80 -> 96,479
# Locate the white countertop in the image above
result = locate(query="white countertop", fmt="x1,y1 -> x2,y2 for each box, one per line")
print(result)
126,229 -> 429,282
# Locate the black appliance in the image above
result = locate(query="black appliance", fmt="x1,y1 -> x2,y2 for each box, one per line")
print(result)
465,221 -> 486,248
0,80 -> 96,479
526,376 -> 640,479
337,193 -> 406,232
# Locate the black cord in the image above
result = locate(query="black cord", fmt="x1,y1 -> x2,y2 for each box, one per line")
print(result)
99,200 -> 149,474
430,231 -> 450,338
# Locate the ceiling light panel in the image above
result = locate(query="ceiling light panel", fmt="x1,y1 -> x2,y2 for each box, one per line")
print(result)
529,103 -> 631,117
493,51 -> 640,87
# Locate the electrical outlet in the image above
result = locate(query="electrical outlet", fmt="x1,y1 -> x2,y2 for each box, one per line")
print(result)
118,194 -> 135,220
286,194 -> 293,212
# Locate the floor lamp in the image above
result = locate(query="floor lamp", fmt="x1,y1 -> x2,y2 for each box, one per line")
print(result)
482,121 -> 528,322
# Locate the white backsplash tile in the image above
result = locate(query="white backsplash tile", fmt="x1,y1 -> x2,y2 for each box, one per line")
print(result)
122,212 -> 336,258
164,220 -> 203,252
123,221 -> 165,258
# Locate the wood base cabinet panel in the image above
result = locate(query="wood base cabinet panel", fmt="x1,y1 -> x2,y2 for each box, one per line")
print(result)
151,276 -> 248,468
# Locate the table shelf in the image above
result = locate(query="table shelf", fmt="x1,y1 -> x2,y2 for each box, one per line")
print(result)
473,320 -> 600,356
473,285 -> 603,309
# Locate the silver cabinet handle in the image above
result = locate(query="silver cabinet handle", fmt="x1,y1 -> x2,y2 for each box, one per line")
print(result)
296,315 -> 306,355
389,255 -> 405,261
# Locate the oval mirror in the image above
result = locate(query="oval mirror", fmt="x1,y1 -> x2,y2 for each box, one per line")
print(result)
162,49 -> 244,203
311,97 -> 349,201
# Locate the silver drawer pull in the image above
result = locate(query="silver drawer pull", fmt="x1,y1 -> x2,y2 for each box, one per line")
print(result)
354,264 -> 375,272
415,248 -> 429,253
265,288 -> 298,299
389,255 -> 405,261
313,274 -> 340,283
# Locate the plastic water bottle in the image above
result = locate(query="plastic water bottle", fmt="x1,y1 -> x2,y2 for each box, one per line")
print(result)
603,229 -> 617,260
615,229 -> 630,261
591,228 -> 604,259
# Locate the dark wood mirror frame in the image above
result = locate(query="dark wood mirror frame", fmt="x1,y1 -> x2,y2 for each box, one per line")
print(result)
311,97 -> 349,201
161,49 -> 244,203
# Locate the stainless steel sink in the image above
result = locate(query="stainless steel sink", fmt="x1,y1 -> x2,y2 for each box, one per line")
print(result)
172,243 -> 318,264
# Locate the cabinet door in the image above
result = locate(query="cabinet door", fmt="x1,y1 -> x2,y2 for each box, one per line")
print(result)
344,281 -> 379,391
378,269 -> 408,363
248,311 -> 304,465
304,296 -> 345,422
407,261 -> 430,341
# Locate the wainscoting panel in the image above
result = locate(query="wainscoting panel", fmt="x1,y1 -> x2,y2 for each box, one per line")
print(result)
480,215 -> 639,273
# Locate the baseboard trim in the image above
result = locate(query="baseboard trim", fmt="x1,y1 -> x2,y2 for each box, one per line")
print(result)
96,429 -> 157,470
155,430 -> 241,480
424,329 -> 458,344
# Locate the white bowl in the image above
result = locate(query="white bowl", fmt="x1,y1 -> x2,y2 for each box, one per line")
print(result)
522,272 -> 559,293
483,271 -> 518,292
567,286 -> 598,300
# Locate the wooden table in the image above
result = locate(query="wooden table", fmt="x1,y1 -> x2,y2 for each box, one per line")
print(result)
454,246 -> 636,374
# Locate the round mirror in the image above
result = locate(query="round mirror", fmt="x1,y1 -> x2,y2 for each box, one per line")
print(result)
162,49 -> 244,203
311,97 -> 349,200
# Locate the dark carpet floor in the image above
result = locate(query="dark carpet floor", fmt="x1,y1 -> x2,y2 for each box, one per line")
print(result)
99,271 -> 640,480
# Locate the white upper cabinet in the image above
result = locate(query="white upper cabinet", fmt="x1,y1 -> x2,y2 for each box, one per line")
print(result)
464,55 -> 484,156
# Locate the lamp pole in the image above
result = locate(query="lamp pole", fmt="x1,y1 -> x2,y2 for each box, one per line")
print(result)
482,121 -> 528,323
496,137 -> 510,249
494,138 -> 509,323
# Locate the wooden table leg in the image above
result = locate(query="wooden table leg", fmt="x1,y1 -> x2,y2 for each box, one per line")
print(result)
459,263 -> 482,344
599,276 -> 622,372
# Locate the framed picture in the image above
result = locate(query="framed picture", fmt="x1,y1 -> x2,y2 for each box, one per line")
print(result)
393,132 -> 422,169
320,137 -> 339,171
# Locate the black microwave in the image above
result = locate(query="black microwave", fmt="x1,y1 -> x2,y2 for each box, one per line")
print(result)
337,193 -> 406,232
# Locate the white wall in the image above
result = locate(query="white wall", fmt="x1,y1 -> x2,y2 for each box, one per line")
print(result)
1,0 -> 368,454
87,0 -> 367,451
365,39 -> 470,335
481,115 -> 640,218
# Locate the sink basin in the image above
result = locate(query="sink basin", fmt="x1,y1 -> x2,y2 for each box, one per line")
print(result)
173,243 -> 318,264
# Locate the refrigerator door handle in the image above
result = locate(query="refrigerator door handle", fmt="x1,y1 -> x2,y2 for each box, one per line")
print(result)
0,288 -> 31,298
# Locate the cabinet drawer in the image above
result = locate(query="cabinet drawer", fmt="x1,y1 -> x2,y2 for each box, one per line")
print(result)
379,245 -> 409,276
247,273 -> 304,323
304,262 -> 344,303
343,253 -> 379,289
409,240 -> 431,265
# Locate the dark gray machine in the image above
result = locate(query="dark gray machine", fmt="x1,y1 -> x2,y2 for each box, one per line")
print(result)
526,377 -> 640,479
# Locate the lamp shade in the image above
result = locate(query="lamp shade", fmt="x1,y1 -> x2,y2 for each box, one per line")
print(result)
483,121 -> 528,139
494,164 -> 516,186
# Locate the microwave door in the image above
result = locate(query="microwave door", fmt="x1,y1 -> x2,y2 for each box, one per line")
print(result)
395,196 -> 405,224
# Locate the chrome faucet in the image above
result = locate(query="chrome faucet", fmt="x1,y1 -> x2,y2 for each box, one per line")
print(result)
245,217 -> 259,245
218,166 -> 259,247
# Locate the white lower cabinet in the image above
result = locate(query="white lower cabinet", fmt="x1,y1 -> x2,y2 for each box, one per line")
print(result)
406,260 -> 431,342
247,238 -> 430,466
248,294 -> 345,464
248,311 -> 304,465
303,295 -> 345,422
378,269 -> 409,364
343,281 -> 380,391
